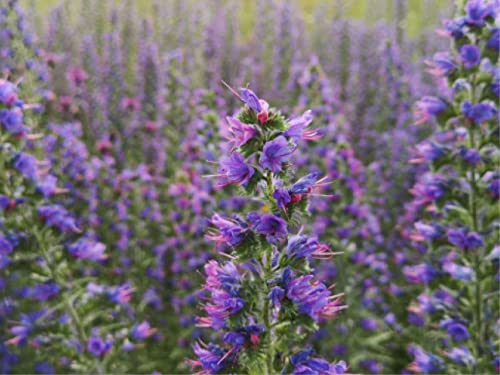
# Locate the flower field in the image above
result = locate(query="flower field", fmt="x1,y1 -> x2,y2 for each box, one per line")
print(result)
0,0 -> 499,374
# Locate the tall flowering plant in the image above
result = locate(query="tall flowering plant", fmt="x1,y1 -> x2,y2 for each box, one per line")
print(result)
189,85 -> 348,374
402,0 -> 499,373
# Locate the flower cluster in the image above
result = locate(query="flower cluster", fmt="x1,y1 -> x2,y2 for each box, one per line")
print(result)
191,86 -> 347,374
403,2 -> 499,373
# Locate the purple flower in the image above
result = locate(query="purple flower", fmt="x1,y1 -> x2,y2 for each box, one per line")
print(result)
414,97 -> 447,125
131,321 -> 156,340
286,274 -> 344,321
250,213 -> 287,243
289,172 -> 322,194
189,342 -> 230,374
443,262 -> 475,281
445,346 -> 476,366
36,174 -> 59,198
407,345 -> 444,373
29,281 -> 60,301
284,110 -> 320,142
286,235 -> 334,260
206,214 -> 248,247
487,28 -> 499,50
259,136 -> 294,173
107,283 -> 134,305
224,116 -> 256,148
269,286 -> 285,307
425,52 -> 457,77
360,318 -> 378,331
87,335 -> 112,357
440,319 -> 470,341
403,263 -> 439,284
0,79 -> 17,105
0,108 -> 27,136
273,188 -> 291,211
218,152 -> 254,187
459,44 -> 481,68
447,228 -> 483,250
198,261 -> 245,329
38,205 -> 79,233
412,221 -> 442,242
290,350 -> 347,375
0,235 -> 14,255
13,152 -> 38,180
461,100 -> 496,124
459,147 -> 481,165
68,238 -> 107,261
465,0 -> 493,26
240,88 -> 262,113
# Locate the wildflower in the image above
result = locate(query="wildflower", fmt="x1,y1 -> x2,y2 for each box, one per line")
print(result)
0,79 -> 17,105
68,238 -> 107,261
442,261 -> 475,281
447,228 -> 483,250
0,108 -> 27,137
487,28 -> 499,50
107,283 -> 134,305
250,213 -> 287,243
217,152 -> 255,187
0,234 -> 13,255
284,110 -> 320,142
459,44 -> 481,68
224,116 -> 256,148
131,321 -> 156,340
458,146 -> 481,165
259,136 -> 294,173
440,319 -> 470,342
269,286 -> 285,308
38,205 -> 79,232
6,309 -> 47,346
286,275 -> 344,321
189,342 -> 231,375
13,152 -> 38,180
28,281 -> 60,301
198,261 -> 245,329
425,52 -> 457,77
66,67 -> 88,85
240,88 -> 262,113
407,345 -> 444,373
444,346 -> 476,366
273,188 -> 291,211
464,0 -> 494,26
206,214 -> 249,247
286,235 -> 335,260
239,87 -> 269,123
87,335 -> 112,357
414,96 -> 447,125
461,100 -> 496,124
290,349 -> 347,375
403,263 -> 439,284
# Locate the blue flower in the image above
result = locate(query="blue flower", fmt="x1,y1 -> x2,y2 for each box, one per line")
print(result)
240,88 -> 262,113
461,100 -> 496,124
459,44 -> 481,68
259,136 -> 294,173
250,213 -> 288,243
440,319 -> 470,342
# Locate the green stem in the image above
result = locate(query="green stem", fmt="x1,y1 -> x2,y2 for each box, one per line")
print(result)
263,171 -> 275,374
467,73 -> 483,360
34,227 -> 103,373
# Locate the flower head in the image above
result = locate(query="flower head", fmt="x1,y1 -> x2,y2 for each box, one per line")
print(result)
259,136 -> 294,173
218,152 -> 254,187
224,116 -> 256,148
250,213 -> 287,243
459,44 -> 481,68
